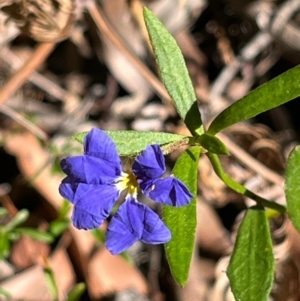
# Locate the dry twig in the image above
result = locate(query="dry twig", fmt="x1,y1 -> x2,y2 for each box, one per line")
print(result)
0,42 -> 55,106
86,0 -> 175,113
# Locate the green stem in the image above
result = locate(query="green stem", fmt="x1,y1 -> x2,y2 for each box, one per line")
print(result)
206,152 -> 286,213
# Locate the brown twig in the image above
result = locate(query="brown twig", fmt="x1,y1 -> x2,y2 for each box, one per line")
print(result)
86,0 -> 175,112
0,46 -> 78,103
209,31 -> 273,102
0,42 -> 55,106
0,104 -> 48,141
0,183 -> 18,217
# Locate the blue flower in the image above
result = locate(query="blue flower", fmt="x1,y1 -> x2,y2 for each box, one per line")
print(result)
59,128 -> 193,254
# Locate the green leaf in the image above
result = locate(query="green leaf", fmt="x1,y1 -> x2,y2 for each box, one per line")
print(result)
208,65 -> 300,135
7,231 -> 20,241
198,133 -> 229,155
143,8 -> 203,136
5,209 -> 29,232
49,219 -> 70,237
163,146 -> 201,286
91,228 -> 105,246
44,265 -> 59,301
0,230 -> 10,259
15,228 -> 54,243
285,145 -> 300,232
0,287 -> 12,299
58,200 -> 71,219
75,130 -> 189,157
227,207 -> 275,301
66,283 -> 86,301
0,207 -> 8,217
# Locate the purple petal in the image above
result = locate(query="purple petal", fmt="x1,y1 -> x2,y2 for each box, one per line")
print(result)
105,212 -> 138,255
145,177 -> 193,206
84,128 -> 120,167
105,199 -> 171,255
59,177 -> 78,203
72,206 -> 104,230
62,183 -> 119,230
132,145 -> 165,181
60,155 -> 121,184
140,206 -> 171,244
74,183 -> 120,218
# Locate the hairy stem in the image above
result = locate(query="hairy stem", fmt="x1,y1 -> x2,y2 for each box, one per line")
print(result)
206,152 -> 286,213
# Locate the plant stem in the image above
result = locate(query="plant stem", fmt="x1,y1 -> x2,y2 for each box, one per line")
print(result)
206,152 -> 286,213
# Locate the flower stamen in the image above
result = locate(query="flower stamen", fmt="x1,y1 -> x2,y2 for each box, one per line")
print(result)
115,171 -> 138,197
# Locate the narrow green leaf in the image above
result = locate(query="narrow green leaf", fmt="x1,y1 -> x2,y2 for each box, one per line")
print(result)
285,145 -> 300,232
58,200 -> 71,218
198,133 -> 229,155
44,266 -> 59,301
91,228 -> 105,246
227,207 -> 275,301
7,232 -> 20,241
49,219 -> 69,237
0,207 -> 8,217
15,228 -> 54,243
208,65 -> 300,135
143,8 -> 203,136
0,287 -> 12,299
66,283 -> 86,301
0,231 -> 10,259
163,146 -> 201,286
5,209 -> 29,231
75,130 -> 188,157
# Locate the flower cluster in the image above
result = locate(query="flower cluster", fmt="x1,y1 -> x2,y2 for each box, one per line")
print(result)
59,128 -> 193,254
